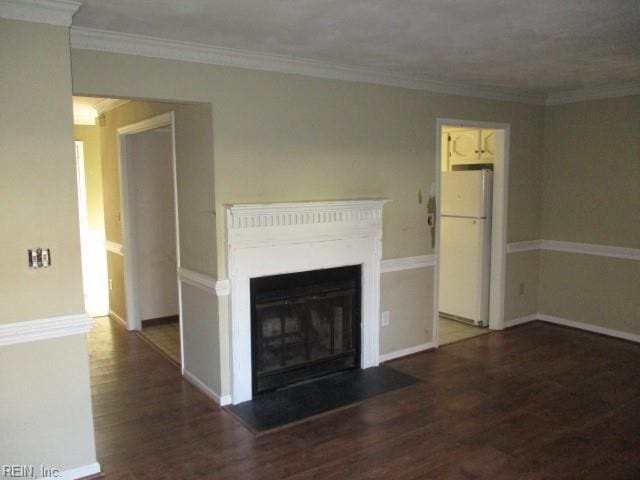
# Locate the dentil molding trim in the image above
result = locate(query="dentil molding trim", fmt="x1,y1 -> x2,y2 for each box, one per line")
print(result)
0,313 -> 95,347
0,0 -> 80,27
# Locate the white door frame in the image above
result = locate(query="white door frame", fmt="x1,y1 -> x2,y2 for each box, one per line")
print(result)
117,112 -> 184,366
433,118 -> 510,347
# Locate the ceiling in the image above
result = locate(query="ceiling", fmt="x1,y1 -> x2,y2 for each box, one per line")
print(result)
72,0 -> 640,97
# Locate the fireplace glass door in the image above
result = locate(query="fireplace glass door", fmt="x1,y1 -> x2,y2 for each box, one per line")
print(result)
251,266 -> 361,394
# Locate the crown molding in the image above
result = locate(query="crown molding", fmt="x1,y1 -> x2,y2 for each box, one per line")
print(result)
0,313 -> 94,347
546,81 -> 640,105
0,0 -> 81,27
69,26 -> 548,105
94,98 -> 130,115
73,111 -> 96,125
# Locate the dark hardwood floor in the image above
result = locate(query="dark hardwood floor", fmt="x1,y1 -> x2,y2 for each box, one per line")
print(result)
89,317 -> 640,479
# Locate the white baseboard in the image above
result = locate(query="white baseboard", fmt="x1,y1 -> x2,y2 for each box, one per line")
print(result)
108,310 -> 127,329
503,312 -> 640,343
538,313 -> 640,343
44,462 -> 101,480
380,342 -> 434,362
182,368 -> 231,406
504,314 -> 538,328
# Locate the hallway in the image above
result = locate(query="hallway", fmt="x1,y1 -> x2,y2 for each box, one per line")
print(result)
88,317 -> 640,479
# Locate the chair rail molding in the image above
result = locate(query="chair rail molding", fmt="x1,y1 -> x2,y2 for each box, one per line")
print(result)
177,267 -> 229,296
381,255 -> 436,273
105,240 -> 124,255
0,0 -> 81,27
0,314 -> 95,347
507,239 -> 640,261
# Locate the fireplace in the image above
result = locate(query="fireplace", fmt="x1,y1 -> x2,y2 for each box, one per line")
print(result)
227,199 -> 386,404
251,266 -> 361,395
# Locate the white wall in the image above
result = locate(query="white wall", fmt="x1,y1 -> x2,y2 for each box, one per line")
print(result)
127,127 -> 179,321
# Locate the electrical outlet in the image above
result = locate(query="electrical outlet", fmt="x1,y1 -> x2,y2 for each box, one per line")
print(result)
519,282 -> 525,295
381,310 -> 390,327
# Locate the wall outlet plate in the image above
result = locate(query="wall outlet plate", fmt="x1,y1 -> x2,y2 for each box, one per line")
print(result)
381,310 -> 390,327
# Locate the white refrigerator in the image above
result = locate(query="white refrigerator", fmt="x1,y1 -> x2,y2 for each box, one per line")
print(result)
439,170 -> 493,326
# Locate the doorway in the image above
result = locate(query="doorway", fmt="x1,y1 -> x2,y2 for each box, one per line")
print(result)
75,141 -> 110,317
433,119 -> 510,347
118,112 -> 183,365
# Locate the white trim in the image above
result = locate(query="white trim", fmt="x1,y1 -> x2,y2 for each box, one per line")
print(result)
177,268 -> 230,297
73,111 -> 96,126
215,279 -> 230,296
506,239 -> 640,261
117,112 -> 179,332
227,199 -> 387,404
0,0 -> 80,27
433,119 -> 510,348
540,240 -> 640,261
546,81 -> 640,105
379,342 -> 434,362
381,255 -> 435,273
503,313 -> 538,328
69,27 -> 547,106
538,314 -> 640,343
0,314 -> 94,347
506,240 -> 542,254
178,267 -> 215,292
108,309 -> 127,329
105,240 -> 124,255
182,368 -> 231,406
94,98 -> 130,115
42,462 -> 101,480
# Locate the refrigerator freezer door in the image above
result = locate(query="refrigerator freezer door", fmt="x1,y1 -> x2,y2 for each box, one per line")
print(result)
438,216 -> 490,324
441,170 -> 492,218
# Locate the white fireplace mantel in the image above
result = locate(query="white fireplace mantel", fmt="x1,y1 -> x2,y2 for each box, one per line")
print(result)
226,199 -> 389,404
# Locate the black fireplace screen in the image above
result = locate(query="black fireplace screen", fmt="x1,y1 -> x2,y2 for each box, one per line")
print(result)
251,265 -> 361,395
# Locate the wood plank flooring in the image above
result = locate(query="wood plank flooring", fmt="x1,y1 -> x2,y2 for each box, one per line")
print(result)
88,317 -> 640,479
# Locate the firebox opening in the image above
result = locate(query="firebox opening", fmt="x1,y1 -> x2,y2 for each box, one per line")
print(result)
250,265 -> 362,396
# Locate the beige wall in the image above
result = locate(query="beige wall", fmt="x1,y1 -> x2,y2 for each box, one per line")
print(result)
71,49 -> 545,395
1,20 -> 84,322
540,96 -> 639,334
74,124 -> 105,232
0,18 -> 97,473
542,96 -> 640,248
0,336 -> 97,472
380,268 -> 434,354
98,100 -> 216,322
504,251 -> 540,321
539,251 -> 639,334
